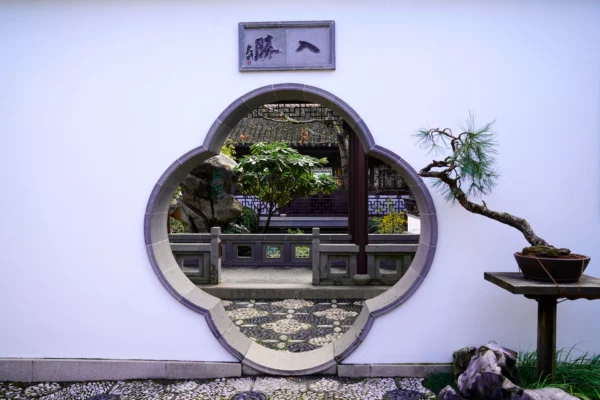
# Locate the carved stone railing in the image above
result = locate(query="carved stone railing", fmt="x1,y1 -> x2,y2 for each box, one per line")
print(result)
311,228 -> 359,285
170,231 -> 351,270
366,243 -> 418,285
169,230 -> 418,286
170,227 -> 221,284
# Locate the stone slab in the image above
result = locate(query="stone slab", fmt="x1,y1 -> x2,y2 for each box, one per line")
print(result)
32,359 -> 167,381
170,243 -> 212,252
337,364 -> 371,378
0,359 -> 33,382
320,244 -> 359,253
243,341 -> 335,375
197,283 -> 387,299
241,364 -> 263,376
338,363 -> 451,378
365,244 -> 419,253
485,272 -> 600,297
165,361 -> 241,379
3,358 -> 450,382
19,359 -> 246,382
369,363 -> 452,377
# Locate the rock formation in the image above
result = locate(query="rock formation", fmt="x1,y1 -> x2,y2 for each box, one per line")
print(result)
439,344 -> 578,400
171,153 -> 242,232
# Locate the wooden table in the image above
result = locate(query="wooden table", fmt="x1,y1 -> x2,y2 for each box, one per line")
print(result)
484,272 -> 600,380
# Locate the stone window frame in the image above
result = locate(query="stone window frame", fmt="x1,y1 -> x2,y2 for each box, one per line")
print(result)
294,244 -> 311,260
144,83 -> 437,375
236,244 -> 253,259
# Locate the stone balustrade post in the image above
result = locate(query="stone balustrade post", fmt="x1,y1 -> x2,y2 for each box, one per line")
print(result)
210,227 -> 221,284
312,228 -> 320,285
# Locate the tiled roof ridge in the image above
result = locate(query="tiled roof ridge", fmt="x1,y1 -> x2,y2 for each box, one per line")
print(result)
228,103 -> 342,147
263,103 -> 323,108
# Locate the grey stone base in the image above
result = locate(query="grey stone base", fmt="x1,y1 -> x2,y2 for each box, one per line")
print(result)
0,359 -> 241,382
338,363 -> 452,378
241,363 -> 338,376
197,283 -> 388,299
1,359 -> 450,382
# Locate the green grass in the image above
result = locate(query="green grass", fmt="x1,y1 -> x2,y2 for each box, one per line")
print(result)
423,349 -> 600,400
518,349 -> 600,400
422,372 -> 455,395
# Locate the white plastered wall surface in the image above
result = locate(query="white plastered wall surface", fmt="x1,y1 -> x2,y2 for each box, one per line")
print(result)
0,0 -> 598,363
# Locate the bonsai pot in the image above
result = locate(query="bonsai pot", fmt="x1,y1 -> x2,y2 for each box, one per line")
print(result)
514,252 -> 591,283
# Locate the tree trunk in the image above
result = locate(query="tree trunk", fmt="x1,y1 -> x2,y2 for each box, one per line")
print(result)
336,128 -> 350,190
261,206 -> 275,233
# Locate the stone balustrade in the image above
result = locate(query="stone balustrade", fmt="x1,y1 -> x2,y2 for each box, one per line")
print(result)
169,229 -> 418,285
366,243 -> 418,285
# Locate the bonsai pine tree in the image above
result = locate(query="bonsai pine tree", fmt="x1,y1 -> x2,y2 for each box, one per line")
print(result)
414,113 -> 570,257
234,142 -> 338,232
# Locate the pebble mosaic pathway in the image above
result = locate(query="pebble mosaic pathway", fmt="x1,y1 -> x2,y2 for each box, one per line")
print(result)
222,299 -> 363,352
0,377 -> 437,399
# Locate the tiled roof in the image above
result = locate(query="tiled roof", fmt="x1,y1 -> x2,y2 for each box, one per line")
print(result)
228,104 -> 343,147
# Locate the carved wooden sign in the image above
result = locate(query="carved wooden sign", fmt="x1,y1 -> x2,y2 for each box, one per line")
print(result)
239,21 -> 335,71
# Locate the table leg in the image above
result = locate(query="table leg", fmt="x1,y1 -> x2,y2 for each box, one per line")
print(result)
537,296 -> 557,380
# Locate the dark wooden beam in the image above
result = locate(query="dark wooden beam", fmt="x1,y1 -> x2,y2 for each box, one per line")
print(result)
537,296 -> 557,380
348,126 -> 369,274
346,121 -> 355,239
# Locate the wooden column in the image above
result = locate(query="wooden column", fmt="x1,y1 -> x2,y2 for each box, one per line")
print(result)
347,124 -> 368,275
537,296 -> 557,380
346,122 -> 355,239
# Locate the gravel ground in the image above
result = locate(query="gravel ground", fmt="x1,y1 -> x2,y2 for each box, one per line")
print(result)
0,377 -> 436,399
223,299 -> 364,352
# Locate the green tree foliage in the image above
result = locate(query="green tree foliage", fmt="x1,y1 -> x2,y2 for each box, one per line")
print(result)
414,112 -> 499,202
169,217 -> 185,233
414,113 -> 556,251
234,142 -> 338,232
220,138 -> 237,160
225,206 -> 259,233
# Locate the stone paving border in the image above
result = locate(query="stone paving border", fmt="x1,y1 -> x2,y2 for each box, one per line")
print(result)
0,376 -> 440,399
144,83 -> 438,375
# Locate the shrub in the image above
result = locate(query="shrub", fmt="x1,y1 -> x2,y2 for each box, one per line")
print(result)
422,372 -> 455,395
372,198 -> 407,233
169,217 -> 184,233
235,206 -> 258,233
220,138 -> 237,160
222,223 -> 250,234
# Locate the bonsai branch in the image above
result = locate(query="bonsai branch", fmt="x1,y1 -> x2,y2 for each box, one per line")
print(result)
419,163 -> 557,251
416,117 -> 572,257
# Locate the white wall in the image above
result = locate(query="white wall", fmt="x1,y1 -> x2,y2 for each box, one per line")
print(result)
1,0 -> 599,363
408,215 -> 421,235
